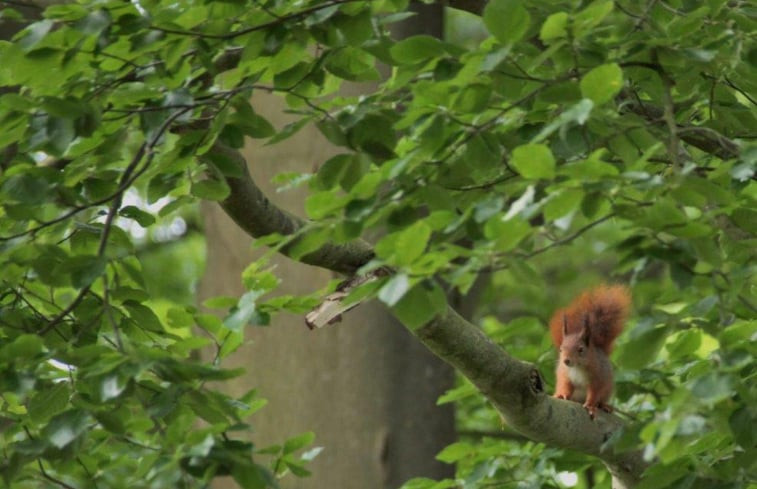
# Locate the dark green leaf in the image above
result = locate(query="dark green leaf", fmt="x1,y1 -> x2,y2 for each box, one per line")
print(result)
42,409 -> 90,449
483,0 -> 530,45
28,383 -> 70,424
62,255 -> 106,289
616,326 -> 667,369
390,35 -> 445,64
119,206 -> 156,227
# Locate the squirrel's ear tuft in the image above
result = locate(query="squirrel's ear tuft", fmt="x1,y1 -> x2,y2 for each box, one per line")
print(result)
562,314 -> 568,336
580,315 -> 591,346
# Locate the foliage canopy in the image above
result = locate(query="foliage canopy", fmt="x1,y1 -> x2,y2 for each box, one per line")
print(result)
0,0 -> 755,488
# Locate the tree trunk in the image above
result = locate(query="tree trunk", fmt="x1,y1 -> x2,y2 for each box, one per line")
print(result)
198,10 -> 456,484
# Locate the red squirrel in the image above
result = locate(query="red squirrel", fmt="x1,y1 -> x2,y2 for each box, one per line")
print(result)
550,285 -> 631,418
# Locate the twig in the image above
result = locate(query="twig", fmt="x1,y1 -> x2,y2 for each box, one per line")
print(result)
724,76 -> 757,106
524,213 -> 617,259
443,172 -> 518,191
150,0 -> 363,40
102,276 -> 124,351
652,50 -> 680,167
39,108 -> 191,335
37,460 -> 77,489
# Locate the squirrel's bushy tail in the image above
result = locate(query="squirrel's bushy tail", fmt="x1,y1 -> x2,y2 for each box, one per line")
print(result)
550,285 -> 631,353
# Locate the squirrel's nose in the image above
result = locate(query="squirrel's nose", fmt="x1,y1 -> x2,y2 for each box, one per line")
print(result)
563,359 -> 571,366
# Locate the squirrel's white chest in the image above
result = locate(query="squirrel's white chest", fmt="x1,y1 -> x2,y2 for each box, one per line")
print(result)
567,365 -> 589,401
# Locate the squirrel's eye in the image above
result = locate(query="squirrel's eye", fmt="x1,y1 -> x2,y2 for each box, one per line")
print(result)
577,347 -> 584,354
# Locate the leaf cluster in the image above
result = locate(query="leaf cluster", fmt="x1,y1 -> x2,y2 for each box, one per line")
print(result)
0,0 -> 755,487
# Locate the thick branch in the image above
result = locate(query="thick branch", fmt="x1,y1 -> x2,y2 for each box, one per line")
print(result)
417,307 -> 646,489
208,142 -> 649,487
205,143 -> 374,275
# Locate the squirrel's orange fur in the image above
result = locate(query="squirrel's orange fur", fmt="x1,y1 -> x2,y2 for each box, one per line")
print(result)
549,285 -> 631,418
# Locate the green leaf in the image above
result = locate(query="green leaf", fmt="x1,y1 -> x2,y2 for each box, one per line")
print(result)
305,190 -> 349,219
232,463 -> 268,489
17,19 -> 53,51
390,35 -> 445,64
119,206 -> 156,227
560,151 -> 619,179
616,326 -> 667,369
665,330 -> 702,359
378,273 -> 411,307
719,320 -> 756,348
230,104 -> 275,139
580,63 -> 623,105
510,143 -> 556,179
43,409 -> 90,449
532,99 -> 593,143
484,216 -> 531,252
325,46 -> 379,81
224,290 -> 262,331
124,301 -> 164,332
391,281 -> 447,331
191,179 -> 231,201
544,188 -> 583,221
267,117 -> 310,145
483,0 -> 530,45
690,372 -> 733,404
316,153 -> 369,191
28,383 -> 70,424
437,383 -> 477,405
540,12 -> 568,43
283,432 -> 315,455
729,407 -> 756,450
100,374 -> 127,401
62,255 -> 106,289
436,441 -> 475,463
573,0 -> 614,39
284,459 -> 312,477
2,172 -> 53,204
76,9 -> 111,35
374,221 -> 432,267
1,334 -> 44,361
636,461 -> 689,489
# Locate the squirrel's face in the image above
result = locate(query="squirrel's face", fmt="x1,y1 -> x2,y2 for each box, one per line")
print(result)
559,333 -> 589,366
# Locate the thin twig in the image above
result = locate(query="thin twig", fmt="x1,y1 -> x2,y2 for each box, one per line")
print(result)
524,213 -> 617,259
652,50 -> 680,167
102,276 -> 124,351
150,0 -> 363,40
443,172 -> 518,191
724,76 -> 757,106
39,108 -> 191,335
37,460 -> 76,489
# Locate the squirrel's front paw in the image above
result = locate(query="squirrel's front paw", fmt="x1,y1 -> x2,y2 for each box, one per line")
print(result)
553,393 -> 568,400
582,402 -> 597,419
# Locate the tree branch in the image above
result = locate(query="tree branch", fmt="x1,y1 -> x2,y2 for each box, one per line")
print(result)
621,91 -> 740,160
205,142 -> 374,275
207,141 -> 649,488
